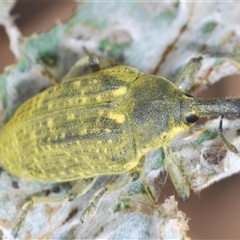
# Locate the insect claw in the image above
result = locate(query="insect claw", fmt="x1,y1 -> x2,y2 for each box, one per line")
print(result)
12,217 -> 23,238
80,207 -> 88,223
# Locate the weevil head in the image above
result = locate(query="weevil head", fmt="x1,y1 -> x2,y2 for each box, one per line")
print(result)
120,73 -> 200,155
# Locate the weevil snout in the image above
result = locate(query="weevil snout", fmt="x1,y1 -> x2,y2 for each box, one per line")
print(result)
181,94 -> 240,154
181,94 -> 240,122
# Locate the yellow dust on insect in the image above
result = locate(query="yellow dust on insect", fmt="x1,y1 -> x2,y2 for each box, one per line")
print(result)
106,112 -> 126,124
112,86 -> 128,97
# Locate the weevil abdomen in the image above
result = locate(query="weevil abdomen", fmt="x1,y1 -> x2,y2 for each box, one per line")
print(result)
0,105 -> 138,182
0,66 -> 140,182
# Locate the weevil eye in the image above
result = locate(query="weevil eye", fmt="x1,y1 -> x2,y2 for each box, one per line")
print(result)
185,114 -> 199,124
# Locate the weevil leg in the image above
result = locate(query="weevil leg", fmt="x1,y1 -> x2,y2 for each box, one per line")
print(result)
37,58 -> 59,85
39,66 -> 59,85
12,201 -> 33,238
175,55 -> 203,92
80,186 -> 107,222
141,179 -> 157,205
81,156 -> 146,222
39,55 -> 115,85
175,52 -> 240,92
62,55 -> 116,81
218,115 -> 238,154
163,146 -> 190,201
12,177 -> 96,237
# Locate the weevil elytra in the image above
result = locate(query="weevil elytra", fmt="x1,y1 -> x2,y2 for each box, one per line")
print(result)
0,53 -> 240,236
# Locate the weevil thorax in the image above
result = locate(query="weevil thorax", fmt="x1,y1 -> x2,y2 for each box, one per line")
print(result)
118,73 -> 195,156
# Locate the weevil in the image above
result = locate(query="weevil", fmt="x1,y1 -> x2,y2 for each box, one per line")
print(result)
0,52 -> 240,236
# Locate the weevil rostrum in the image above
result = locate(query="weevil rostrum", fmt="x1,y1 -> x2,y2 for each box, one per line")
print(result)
0,52 -> 240,236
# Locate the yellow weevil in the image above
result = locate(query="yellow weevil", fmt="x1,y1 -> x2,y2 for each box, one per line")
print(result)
0,52 -> 240,236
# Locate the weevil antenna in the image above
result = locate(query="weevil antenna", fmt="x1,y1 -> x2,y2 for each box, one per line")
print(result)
218,115 -> 238,154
